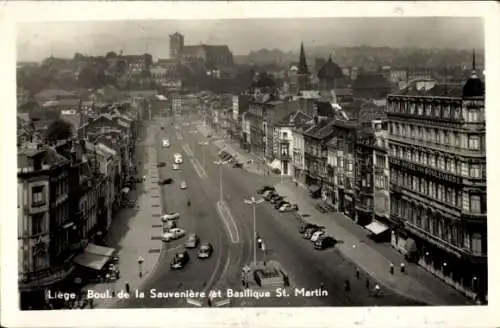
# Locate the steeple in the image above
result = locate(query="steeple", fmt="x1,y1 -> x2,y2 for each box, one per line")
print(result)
298,42 -> 309,75
472,48 -> 476,71
328,54 -> 333,63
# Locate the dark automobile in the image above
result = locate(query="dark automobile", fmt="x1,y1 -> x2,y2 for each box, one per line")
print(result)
233,162 -> 243,168
184,233 -> 199,249
313,235 -> 337,250
161,126 -> 164,130
197,242 -> 213,259
299,223 -> 324,234
159,178 -> 173,185
315,203 -> 328,213
170,250 -> 190,269
157,162 -> 166,168
274,200 -> 289,209
270,196 -> 284,204
263,192 -> 277,201
258,186 -> 275,194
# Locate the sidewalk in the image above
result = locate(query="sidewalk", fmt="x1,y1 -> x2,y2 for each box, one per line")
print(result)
196,124 -> 268,175
274,180 -> 471,306
81,123 -> 165,308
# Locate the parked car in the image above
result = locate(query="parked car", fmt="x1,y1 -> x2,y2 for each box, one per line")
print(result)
279,203 -> 299,212
161,212 -> 180,221
270,196 -> 284,204
184,233 -> 199,249
159,178 -> 173,185
258,186 -> 275,194
180,181 -> 187,189
313,235 -> 337,250
197,242 -> 213,259
233,162 -> 243,168
315,203 -> 328,213
172,164 -> 180,170
162,228 -> 186,242
157,162 -> 166,168
310,230 -> 325,242
274,200 -> 289,209
165,220 -> 177,230
263,191 -> 277,201
302,227 -> 323,239
170,250 -> 190,269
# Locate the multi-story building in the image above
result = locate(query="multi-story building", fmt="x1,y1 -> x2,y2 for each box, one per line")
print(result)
18,146 -> 73,309
354,120 -> 391,230
172,93 -> 183,115
386,61 -> 486,301
273,110 -> 312,176
291,119 -> 314,185
230,94 -> 250,143
325,121 -> 357,218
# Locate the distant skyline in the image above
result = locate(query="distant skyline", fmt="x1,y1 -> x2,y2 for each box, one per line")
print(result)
17,17 -> 484,62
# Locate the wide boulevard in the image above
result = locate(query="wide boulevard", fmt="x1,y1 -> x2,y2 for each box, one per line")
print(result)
117,113 -> 423,308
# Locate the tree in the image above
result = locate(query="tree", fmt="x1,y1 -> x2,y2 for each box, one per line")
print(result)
105,51 -> 117,59
45,119 -> 74,142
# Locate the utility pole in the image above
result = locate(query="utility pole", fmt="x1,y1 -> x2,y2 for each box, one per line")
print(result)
244,196 -> 264,264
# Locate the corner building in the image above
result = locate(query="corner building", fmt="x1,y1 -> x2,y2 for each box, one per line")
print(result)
386,66 -> 487,301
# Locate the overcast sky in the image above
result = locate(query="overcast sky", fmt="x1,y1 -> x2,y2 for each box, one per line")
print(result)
17,17 -> 484,62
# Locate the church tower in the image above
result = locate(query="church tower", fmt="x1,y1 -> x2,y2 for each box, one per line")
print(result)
297,42 -> 311,90
169,32 -> 184,59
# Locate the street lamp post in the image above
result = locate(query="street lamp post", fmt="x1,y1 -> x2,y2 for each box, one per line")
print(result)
244,196 -> 265,265
138,256 -> 144,277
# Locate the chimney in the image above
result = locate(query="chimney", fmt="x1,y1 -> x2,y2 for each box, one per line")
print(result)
313,115 -> 319,126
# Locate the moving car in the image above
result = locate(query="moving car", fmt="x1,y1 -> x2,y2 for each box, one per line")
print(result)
162,139 -> 170,147
180,181 -> 187,189
299,223 -> 324,234
258,186 -> 275,194
174,153 -> 183,164
170,250 -> 190,269
313,235 -> 337,250
162,228 -> 186,242
184,233 -> 199,249
161,212 -> 180,221
157,162 -> 166,168
263,190 -> 276,200
310,230 -> 325,242
279,203 -> 299,212
159,178 -> 173,185
197,242 -> 213,259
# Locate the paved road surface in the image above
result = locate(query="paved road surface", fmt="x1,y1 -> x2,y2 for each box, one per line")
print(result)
115,116 -> 233,308
172,115 -> 423,307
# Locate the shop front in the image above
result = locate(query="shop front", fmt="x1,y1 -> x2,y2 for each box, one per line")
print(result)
364,219 -> 391,242
343,192 -> 355,219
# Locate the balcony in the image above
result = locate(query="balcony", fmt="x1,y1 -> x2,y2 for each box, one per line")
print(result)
389,157 -> 463,185
279,139 -> 290,146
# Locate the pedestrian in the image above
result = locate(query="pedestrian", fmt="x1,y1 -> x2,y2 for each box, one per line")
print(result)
295,181 -> 298,188
365,278 -> 370,289
356,268 -> 360,279
241,278 -> 246,287
125,282 -> 130,294
400,262 -> 406,273
320,282 -> 324,290
344,280 -> 350,291
389,262 -> 394,274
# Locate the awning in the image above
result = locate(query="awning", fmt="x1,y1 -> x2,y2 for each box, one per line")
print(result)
364,220 -> 389,235
309,185 -> 321,194
122,187 -> 130,194
73,244 -> 115,271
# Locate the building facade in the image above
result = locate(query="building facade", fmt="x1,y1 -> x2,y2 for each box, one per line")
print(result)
386,66 -> 487,301
18,147 -> 74,309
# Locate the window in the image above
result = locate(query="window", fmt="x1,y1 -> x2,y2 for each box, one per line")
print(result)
471,233 -> 482,255
444,131 -> 449,145
437,185 -> 445,201
413,177 -> 418,191
418,104 -> 423,115
426,104 -> 432,116
454,107 -> 461,120
461,162 -> 469,177
422,152 -> 428,165
31,213 -> 44,235
449,160 -> 456,173
438,156 -> 445,170
470,165 -> 481,178
470,195 -> 481,213
419,178 -> 425,194
463,232 -> 471,250
31,185 -> 46,206
443,105 -> 450,118
468,110 -> 479,122
347,160 -> 353,172
469,135 -> 480,150
429,155 -> 436,167
411,151 -> 417,162
434,106 -> 441,117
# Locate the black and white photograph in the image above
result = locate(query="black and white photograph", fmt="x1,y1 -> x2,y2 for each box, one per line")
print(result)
1,2 -> 499,327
